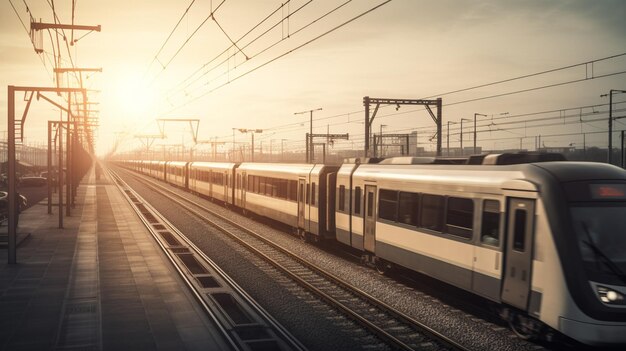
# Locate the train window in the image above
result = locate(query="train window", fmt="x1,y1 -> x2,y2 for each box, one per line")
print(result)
311,183 -> 316,206
289,180 -> 298,201
277,179 -> 285,199
420,194 -> 444,232
338,185 -> 346,211
367,192 -> 374,217
354,187 -> 362,215
379,189 -> 398,222
262,177 -> 269,196
237,174 -> 241,189
513,209 -> 527,252
267,178 -> 273,196
481,200 -> 500,246
270,178 -> 276,197
398,192 -> 419,226
446,197 -> 474,239
306,184 -> 310,204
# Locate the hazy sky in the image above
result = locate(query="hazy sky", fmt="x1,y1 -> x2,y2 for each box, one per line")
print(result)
1,0 -> 626,156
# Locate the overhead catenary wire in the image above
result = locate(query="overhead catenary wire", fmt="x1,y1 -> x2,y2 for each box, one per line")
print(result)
8,0 -> 55,81
145,0 -> 198,75
165,0 -> 393,114
165,0 -> 359,107
150,0 -> 228,85
174,51 -> 626,152
219,99 -> 626,150
244,52 -> 626,138
166,0 -> 307,97
239,101 -> 626,151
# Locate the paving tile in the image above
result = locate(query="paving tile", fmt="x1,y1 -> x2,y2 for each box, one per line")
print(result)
1,170 -> 232,351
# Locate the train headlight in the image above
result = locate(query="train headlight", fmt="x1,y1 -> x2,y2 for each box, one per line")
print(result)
597,286 -> 626,305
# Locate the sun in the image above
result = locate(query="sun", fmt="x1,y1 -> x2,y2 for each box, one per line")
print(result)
111,70 -> 159,122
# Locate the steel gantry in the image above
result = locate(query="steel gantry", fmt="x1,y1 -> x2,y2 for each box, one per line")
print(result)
7,86 -> 86,264
363,96 -> 443,157
305,133 -> 349,163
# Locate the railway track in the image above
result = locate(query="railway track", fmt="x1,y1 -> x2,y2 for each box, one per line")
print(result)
112,165 -> 472,351
106,167 -> 306,351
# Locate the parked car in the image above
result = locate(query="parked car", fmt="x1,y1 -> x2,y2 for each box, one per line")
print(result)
0,191 -> 28,224
19,176 -> 48,187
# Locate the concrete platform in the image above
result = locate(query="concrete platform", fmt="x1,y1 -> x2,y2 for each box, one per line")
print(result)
0,168 -> 232,350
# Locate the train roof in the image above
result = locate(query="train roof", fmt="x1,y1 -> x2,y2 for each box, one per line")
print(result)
189,161 -> 238,170
237,162 -> 315,175
352,161 -> 626,192
531,162 -> 626,182
166,161 -> 188,166
353,163 -> 528,190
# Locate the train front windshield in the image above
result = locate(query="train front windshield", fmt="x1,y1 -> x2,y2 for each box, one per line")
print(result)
569,183 -> 626,286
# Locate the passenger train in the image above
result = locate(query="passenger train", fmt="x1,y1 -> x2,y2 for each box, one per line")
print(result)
115,154 -> 626,346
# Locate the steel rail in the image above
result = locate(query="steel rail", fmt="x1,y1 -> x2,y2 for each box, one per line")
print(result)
106,166 -> 307,351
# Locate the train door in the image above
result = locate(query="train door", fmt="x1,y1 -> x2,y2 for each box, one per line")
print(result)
501,198 -> 535,310
184,164 -> 189,189
189,168 -> 195,191
240,172 -> 247,208
363,185 -> 377,253
298,179 -> 306,230
223,171 -> 228,203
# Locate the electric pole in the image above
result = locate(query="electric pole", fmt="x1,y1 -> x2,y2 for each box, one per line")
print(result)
295,108 -> 322,163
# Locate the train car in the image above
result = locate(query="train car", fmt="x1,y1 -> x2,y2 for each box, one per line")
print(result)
143,160 -> 166,180
135,160 -> 146,173
114,155 -> 626,345
304,164 -> 340,241
125,160 -> 136,172
235,163 -> 310,229
165,161 -> 188,188
335,158 -> 382,250
235,163 -> 339,241
336,155 -> 626,345
188,162 -> 238,205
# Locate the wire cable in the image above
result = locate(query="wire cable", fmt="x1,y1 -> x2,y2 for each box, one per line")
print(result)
145,0 -> 197,75
151,0 -> 227,84
165,0 -> 393,114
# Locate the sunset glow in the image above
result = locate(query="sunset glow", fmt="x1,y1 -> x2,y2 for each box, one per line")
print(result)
1,0 -> 625,159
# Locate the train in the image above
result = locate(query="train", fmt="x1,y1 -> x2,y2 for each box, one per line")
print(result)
114,153 -> 626,346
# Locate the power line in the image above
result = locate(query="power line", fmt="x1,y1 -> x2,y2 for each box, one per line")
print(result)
165,0 -> 393,114
145,0 -> 197,75
8,0 -> 55,81
422,52 -> 626,101
151,0 -> 228,84
252,102 -> 626,151
165,0 -> 306,98
167,0 -> 353,104
242,52 -> 626,138
258,61 -> 626,140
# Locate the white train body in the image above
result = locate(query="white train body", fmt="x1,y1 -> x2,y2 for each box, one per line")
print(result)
165,161 -> 188,188
188,162 -> 237,204
114,156 -> 626,346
